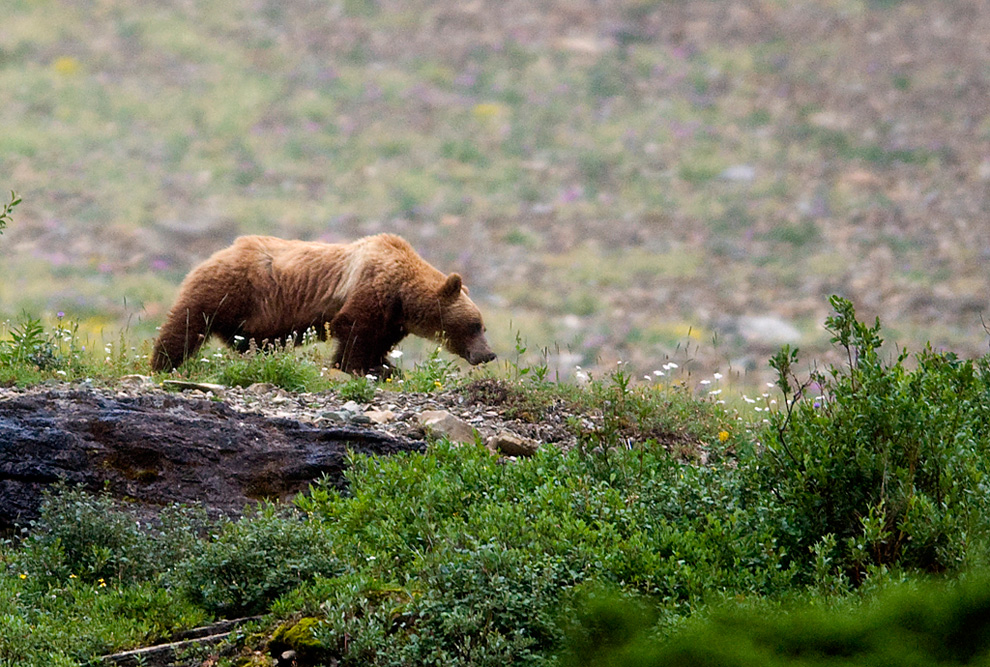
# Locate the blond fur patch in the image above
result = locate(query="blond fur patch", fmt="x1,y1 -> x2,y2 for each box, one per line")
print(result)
330,240 -> 369,303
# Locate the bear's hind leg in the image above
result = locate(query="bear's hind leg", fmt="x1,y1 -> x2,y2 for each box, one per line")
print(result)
152,307 -> 211,371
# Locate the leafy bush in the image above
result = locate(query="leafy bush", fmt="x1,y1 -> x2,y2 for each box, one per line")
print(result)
290,441 -> 793,664
13,486 -> 168,584
171,503 -> 343,617
339,373 -> 377,403
0,314 -> 60,369
3,489 -> 209,666
755,296 -> 990,582
561,575 -> 990,666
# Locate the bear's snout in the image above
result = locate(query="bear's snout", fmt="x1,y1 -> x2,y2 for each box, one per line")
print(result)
470,349 -> 497,365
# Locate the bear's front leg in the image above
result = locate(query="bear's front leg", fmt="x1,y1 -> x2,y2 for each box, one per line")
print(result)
330,304 -> 406,377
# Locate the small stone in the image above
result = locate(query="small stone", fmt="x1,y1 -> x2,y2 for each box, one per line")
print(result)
365,409 -> 397,424
418,410 -> 477,444
341,400 -> 364,414
323,369 -> 351,383
162,380 -> 226,394
319,411 -> 349,424
486,431 -> 539,457
119,374 -> 153,387
720,164 -> 756,182
736,315 -> 801,345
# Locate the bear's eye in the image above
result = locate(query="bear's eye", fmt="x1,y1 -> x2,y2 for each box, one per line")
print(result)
470,322 -> 483,335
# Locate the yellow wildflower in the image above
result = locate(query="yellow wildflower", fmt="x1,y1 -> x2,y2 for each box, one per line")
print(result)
52,56 -> 82,76
472,102 -> 504,120
718,430 -> 730,443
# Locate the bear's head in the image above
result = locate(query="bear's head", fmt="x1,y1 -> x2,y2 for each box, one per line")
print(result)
431,273 -> 496,366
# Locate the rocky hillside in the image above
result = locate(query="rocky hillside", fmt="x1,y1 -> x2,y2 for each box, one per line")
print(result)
0,378 -> 592,531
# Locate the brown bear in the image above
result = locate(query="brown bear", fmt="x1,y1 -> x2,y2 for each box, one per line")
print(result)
151,233 -> 496,375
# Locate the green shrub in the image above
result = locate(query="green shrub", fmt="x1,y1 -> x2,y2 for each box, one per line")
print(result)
172,503 -> 342,616
13,486 -> 165,585
755,296 -> 990,582
0,314 -> 60,370
339,373 -> 377,403
2,488 -> 209,666
290,441 -> 792,664
561,575 -> 990,666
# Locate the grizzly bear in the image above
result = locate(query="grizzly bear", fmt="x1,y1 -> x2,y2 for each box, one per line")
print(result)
151,233 -> 496,375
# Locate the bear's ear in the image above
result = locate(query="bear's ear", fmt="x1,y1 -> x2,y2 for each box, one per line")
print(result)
439,273 -> 463,300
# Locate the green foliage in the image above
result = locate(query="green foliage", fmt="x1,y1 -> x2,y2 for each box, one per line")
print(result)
0,314 -> 59,369
402,345 -> 461,392
288,441 -> 792,664
7,298 -> 990,665
0,191 -> 19,235
2,489 -> 337,663
563,575 -> 990,666
0,575 -> 206,667
13,486 -> 167,584
559,587 -> 658,667
0,312 -> 148,385
757,296 -> 990,582
210,342 -> 326,392
171,503 -> 343,617
2,489 -> 209,666
338,373 -> 377,403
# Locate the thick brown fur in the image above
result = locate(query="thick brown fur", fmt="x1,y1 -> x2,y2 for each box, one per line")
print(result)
151,234 -> 496,374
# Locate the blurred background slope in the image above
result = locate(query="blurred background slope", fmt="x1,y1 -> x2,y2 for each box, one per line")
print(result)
2,0 -> 989,383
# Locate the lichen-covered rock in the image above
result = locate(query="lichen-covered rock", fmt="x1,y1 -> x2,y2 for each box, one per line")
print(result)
269,617 -> 330,665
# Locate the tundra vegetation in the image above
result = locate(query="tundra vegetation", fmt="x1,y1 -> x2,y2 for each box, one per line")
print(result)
3,288 -> 990,665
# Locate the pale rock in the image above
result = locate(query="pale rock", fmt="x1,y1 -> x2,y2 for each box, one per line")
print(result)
162,380 -> 226,394
365,409 -> 397,424
119,374 -> 153,387
720,164 -> 756,182
418,410 -> 477,444
320,411 -> 349,424
341,400 -> 364,414
323,369 -> 351,383
486,431 -> 539,457
736,315 -> 802,345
